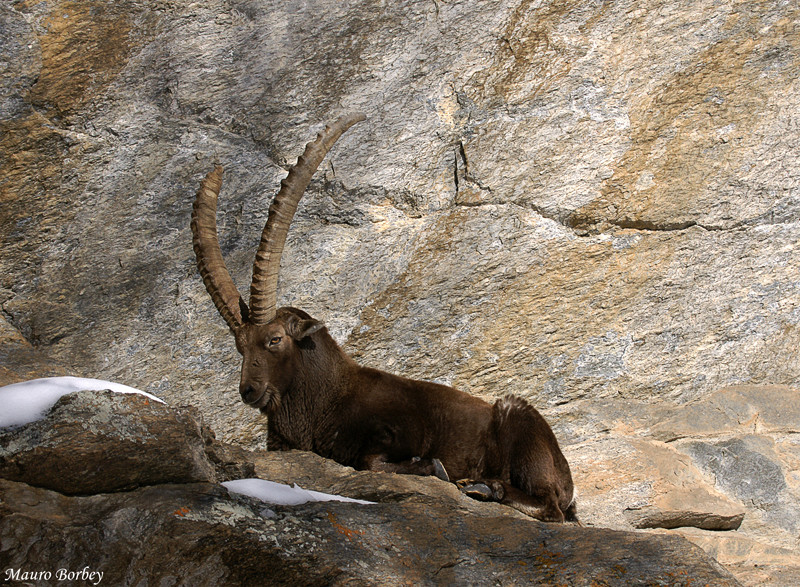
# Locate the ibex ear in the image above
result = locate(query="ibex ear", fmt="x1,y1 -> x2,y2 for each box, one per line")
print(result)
287,317 -> 324,341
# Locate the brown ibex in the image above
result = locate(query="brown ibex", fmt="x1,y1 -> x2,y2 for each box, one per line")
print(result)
191,113 -> 576,522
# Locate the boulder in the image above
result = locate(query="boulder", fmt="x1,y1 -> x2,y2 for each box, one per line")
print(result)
0,391 -> 217,494
0,390 -> 741,585
0,477 -> 741,586
0,317 -> 66,387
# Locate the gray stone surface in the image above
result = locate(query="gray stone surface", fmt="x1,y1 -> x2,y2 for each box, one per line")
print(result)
1,477 -> 743,586
0,391 -> 741,586
561,385 -> 800,586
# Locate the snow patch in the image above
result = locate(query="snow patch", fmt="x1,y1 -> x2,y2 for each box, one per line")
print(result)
0,376 -> 164,429
223,478 -> 374,506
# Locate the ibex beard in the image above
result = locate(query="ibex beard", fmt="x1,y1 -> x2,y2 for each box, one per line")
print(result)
192,113 -> 577,523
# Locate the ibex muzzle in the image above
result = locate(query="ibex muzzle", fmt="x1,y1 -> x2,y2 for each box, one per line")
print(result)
192,114 -> 577,522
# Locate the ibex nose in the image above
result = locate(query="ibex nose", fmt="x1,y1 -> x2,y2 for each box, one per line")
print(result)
240,384 -> 260,404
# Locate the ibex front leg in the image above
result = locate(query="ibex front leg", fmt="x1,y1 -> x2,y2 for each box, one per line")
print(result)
362,454 -> 450,481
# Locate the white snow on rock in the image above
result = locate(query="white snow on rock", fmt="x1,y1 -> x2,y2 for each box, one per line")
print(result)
222,478 -> 375,506
0,376 -> 164,429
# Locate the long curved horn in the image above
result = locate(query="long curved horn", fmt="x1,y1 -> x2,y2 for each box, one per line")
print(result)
191,166 -> 246,332
248,112 -> 366,325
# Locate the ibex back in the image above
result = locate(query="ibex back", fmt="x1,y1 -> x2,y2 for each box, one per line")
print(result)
192,114 -> 576,522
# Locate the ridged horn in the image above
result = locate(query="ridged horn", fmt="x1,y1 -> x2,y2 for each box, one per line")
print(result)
248,112 -> 366,325
191,165 -> 246,332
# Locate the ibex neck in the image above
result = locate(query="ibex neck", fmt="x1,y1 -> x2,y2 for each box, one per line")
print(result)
269,333 -> 355,452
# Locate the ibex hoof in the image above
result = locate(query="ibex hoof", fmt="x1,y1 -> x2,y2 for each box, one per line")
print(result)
432,458 -> 449,482
456,480 -> 494,501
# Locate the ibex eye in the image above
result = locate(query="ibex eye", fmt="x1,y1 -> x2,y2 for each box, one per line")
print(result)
269,336 -> 282,346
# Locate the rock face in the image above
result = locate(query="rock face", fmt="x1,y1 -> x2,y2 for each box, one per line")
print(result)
1,0 -> 799,583
1,390 -> 741,585
1,0 -> 798,440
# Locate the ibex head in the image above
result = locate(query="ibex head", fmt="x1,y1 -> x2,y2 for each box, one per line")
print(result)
191,113 -> 365,411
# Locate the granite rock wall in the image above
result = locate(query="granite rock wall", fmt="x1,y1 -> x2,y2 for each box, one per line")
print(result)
1,1 -> 799,582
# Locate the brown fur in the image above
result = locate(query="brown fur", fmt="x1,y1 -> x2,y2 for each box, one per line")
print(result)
237,306 -> 576,522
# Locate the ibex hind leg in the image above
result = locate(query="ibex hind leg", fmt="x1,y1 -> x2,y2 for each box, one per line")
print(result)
501,483 -> 566,522
456,478 -> 566,522
563,500 -> 579,524
477,395 -> 576,523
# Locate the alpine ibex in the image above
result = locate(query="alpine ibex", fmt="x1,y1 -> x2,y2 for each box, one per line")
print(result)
192,113 -> 576,522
